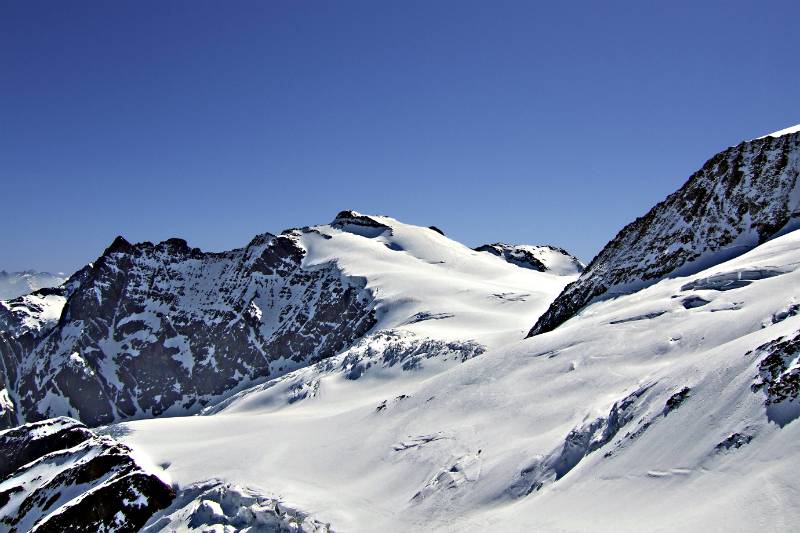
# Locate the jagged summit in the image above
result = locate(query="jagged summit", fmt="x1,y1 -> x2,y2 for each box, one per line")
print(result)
529,128 -> 800,337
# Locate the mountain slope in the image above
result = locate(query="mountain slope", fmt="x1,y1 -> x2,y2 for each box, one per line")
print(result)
529,128 -> 800,336
0,212 -> 577,429
118,224 -> 800,532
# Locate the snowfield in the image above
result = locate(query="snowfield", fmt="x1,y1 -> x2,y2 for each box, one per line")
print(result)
300,214 -> 578,347
117,227 -> 800,532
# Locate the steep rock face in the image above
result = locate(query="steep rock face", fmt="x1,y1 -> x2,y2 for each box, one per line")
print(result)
0,417 -> 174,532
530,129 -> 800,336
475,243 -> 584,275
0,231 -> 376,428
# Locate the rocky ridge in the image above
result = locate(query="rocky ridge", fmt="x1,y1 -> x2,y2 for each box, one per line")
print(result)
0,226 -> 377,428
530,129 -> 800,336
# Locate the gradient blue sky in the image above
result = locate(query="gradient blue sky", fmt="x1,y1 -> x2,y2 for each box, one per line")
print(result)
2,1 -> 798,273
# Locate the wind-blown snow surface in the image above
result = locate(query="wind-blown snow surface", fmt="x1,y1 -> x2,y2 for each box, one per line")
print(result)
118,229 -> 800,532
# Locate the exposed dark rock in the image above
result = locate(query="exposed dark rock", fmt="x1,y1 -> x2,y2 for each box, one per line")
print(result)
103,235 -> 134,255
510,385 -> 651,497
681,296 -> 710,309
715,432 -> 754,452
0,417 -> 174,532
331,210 -> 392,238
0,230 -> 376,429
0,417 -> 93,478
750,331 -> 800,427
530,131 -> 800,336
663,387 -> 692,415
475,243 -> 582,273
428,225 -> 445,235
475,243 -> 548,271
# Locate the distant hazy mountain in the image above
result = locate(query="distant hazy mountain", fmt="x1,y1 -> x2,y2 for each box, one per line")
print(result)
0,270 -> 66,300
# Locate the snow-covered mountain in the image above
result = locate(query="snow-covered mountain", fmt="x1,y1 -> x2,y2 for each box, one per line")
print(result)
0,211 -> 576,429
529,128 -> 800,336
2,126 -> 800,532
117,226 -> 800,532
0,270 -> 66,301
474,243 -> 584,275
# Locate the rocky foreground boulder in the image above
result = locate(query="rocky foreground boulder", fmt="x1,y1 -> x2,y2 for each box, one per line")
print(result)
0,417 -> 174,532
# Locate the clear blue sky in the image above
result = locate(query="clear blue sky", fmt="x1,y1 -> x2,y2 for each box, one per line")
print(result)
2,1 -> 798,273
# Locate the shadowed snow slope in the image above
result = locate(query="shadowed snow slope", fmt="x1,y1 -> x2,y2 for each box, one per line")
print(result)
119,228 -> 800,532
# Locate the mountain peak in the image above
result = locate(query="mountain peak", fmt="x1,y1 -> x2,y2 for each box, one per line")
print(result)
529,127 -> 800,336
103,235 -> 133,255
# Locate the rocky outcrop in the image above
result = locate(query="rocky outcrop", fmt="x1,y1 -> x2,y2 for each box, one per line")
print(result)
530,130 -> 800,336
509,385 -> 651,497
0,417 -> 174,532
0,229 -> 376,428
475,244 -> 584,275
750,330 -> 800,427
331,210 -> 393,238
